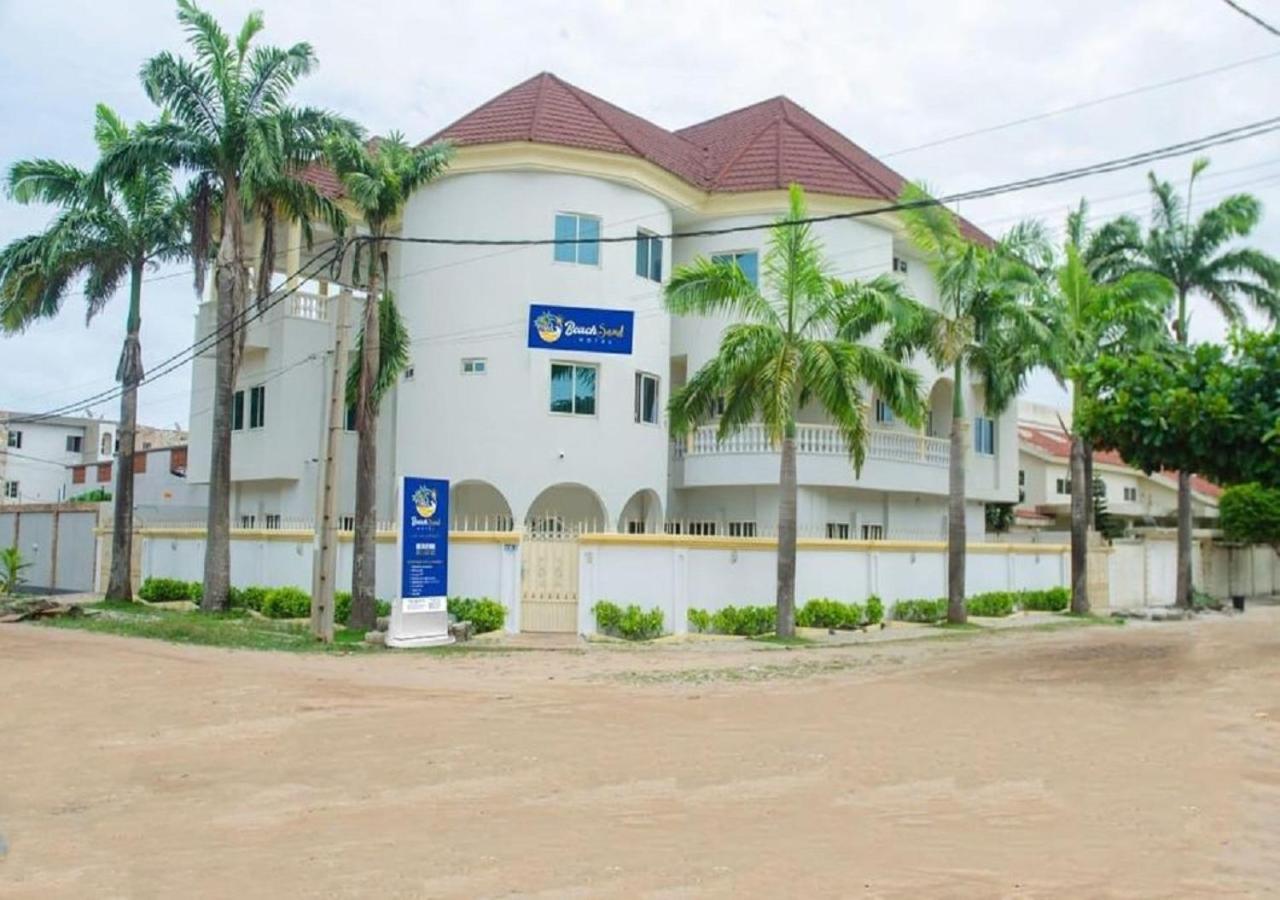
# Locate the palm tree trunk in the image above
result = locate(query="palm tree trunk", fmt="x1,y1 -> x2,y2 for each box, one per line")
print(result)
1176,471 -> 1193,608
202,177 -> 247,613
775,423 -> 797,637
947,363 -> 966,625
106,260 -> 145,602
1069,433 -> 1090,615
349,253 -> 382,631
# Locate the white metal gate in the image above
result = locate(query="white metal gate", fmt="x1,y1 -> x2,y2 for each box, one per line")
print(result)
520,528 -> 580,633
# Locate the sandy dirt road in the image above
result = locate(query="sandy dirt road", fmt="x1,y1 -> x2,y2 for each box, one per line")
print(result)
2,609 -> 1278,898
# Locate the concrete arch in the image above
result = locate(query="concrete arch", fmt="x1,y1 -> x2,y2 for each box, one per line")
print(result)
525,482 -> 608,534
617,488 -> 663,534
450,480 -> 514,531
926,378 -> 954,438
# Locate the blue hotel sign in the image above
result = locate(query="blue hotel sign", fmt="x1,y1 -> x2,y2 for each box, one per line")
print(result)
400,476 -> 449,609
528,304 -> 634,354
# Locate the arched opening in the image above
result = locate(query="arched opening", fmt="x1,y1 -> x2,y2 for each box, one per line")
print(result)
450,480 -> 514,531
525,483 -> 607,534
617,489 -> 663,534
927,378 -> 954,438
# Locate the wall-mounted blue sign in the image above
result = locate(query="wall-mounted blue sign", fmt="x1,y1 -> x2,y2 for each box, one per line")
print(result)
400,476 -> 449,608
528,304 -> 634,355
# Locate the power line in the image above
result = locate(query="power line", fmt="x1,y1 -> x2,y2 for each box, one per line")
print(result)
1219,0 -> 1280,37
882,49 -> 1280,157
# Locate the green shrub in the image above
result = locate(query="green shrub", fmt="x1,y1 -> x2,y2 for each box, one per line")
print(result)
966,591 -> 1016,617
865,595 -> 884,625
710,604 -> 776,636
335,591 -> 352,624
892,597 -> 946,623
138,577 -> 198,603
1019,586 -> 1069,612
687,607 -> 712,633
260,586 -> 311,619
447,597 -> 506,634
592,600 -> 663,640
796,598 -> 864,629
1220,483 -> 1280,546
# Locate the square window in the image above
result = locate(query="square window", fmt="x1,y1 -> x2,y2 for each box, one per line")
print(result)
1057,478 -> 1072,495
3,481 -> 18,499
462,357 -> 487,375
712,251 -> 759,286
553,213 -> 601,266
232,390 -> 245,431
249,385 -> 266,429
1124,486 -> 1138,502
6,430 -> 21,449
634,372 -> 659,424
635,230 -> 662,281
66,435 -> 82,453
550,363 -> 597,416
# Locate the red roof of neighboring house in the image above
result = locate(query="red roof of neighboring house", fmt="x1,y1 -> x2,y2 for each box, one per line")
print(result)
298,162 -> 343,199
1018,424 -> 1222,500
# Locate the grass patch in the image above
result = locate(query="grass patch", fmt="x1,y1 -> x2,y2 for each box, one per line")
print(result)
933,621 -> 984,632
748,633 -> 815,646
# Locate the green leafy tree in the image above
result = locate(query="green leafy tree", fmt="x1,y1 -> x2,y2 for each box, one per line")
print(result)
1219,484 -> 1280,550
1035,212 -> 1170,613
895,184 -> 1051,624
1131,159 -> 1280,607
97,0 -> 358,610
985,502 -> 1015,534
326,132 -> 453,631
666,185 -> 924,636
0,105 -> 189,602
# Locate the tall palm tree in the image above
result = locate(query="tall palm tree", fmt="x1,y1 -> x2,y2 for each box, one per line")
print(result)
325,132 -> 453,631
666,184 -> 925,637
1137,158 -> 1280,608
896,183 -> 1051,625
1037,220 -> 1171,614
97,0 -> 358,611
0,105 -> 188,601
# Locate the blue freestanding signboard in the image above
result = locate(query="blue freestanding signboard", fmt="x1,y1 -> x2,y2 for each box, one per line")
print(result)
528,304 -> 634,354
388,476 -> 453,647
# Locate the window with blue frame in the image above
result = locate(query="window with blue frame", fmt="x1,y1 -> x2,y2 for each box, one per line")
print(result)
553,213 -> 600,266
712,250 -> 759,286
974,415 -> 996,455
635,229 -> 662,281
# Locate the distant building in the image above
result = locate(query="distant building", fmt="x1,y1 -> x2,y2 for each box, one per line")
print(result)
0,411 -> 117,505
66,445 -> 207,524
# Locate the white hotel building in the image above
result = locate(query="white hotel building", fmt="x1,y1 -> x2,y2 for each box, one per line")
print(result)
186,74 -> 1018,540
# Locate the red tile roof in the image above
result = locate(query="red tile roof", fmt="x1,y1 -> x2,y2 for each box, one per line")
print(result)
1018,424 -> 1222,500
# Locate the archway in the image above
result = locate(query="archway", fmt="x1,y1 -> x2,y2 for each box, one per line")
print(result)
525,483 -> 608,534
450,480 -> 514,531
927,378 -> 954,438
617,489 -> 663,534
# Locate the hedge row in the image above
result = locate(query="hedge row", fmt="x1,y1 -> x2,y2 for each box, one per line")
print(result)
891,586 -> 1071,622
592,600 -> 664,640
795,596 -> 885,629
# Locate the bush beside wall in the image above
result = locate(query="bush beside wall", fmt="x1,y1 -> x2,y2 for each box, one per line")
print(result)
592,600 -> 664,640
447,597 -> 506,634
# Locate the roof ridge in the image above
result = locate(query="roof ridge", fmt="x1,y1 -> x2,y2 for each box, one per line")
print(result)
554,74 -> 662,160
675,95 -> 788,136
707,114 -> 783,189
528,72 -> 551,139
776,99 -> 900,201
420,72 -> 546,146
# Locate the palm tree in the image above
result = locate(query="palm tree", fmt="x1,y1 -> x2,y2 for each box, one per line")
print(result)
326,132 -> 453,631
1136,158 -> 1280,608
0,105 -> 188,601
1037,213 -> 1171,614
666,184 -> 925,637
896,183 -> 1051,625
97,0 -> 358,611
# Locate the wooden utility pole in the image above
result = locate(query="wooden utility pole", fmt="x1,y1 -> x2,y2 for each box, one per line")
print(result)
311,288 -> 352,642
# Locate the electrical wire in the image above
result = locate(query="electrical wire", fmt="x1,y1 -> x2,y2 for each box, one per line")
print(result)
1219,0 -> 1280,37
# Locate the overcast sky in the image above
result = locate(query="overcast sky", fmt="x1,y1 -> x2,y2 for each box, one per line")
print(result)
1,0 -> 1277,428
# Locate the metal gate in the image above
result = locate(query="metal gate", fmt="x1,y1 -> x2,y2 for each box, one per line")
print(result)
520,528 -> 580,633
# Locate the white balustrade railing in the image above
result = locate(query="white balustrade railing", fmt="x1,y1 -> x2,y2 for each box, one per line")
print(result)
674,423 -> 951,467
287,292 -> 328,321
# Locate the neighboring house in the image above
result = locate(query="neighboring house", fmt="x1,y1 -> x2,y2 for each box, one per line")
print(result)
66,445 -> 207,524
135,425 -> 188,452
1017,418 -> 1221,531
185,72 -> 1019,539
0,411 -> 117,505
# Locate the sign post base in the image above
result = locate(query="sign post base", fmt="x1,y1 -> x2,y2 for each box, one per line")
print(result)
386,631 -> 454,649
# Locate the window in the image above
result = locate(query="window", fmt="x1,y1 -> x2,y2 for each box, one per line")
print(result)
5,430 -> 20,449
3,481 -> 18,499
861,524 -> 885,541
553,213 -> 600,265
1056,477 -> 1072,496
892,256 -> 909,274
100,433 -> 111,456
973,416 -> 996,455
550,363 -> 597,416
339,515 -> 355,531
1124,486 -> 1138,502
66,435 -> 82,453
232,391 -> 245,431
249,385 -> 266,429
264,514 -> 282,530
634,372 -> 659,425
1018,469 -> 1026,504
403,365 -> 415,382
711,251 -> 759,286
72,466 -> 86,485
462,357 -> 487,375
344,405 -> 357,432
826,522 -> 851,540
874,398 -> 894,424
96,463 -> 111,482
728,521 -> 756,538
635,230 -> 662,281
239,514 -> 256,529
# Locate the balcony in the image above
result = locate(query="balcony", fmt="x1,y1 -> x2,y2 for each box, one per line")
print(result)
672,423 -> 953,495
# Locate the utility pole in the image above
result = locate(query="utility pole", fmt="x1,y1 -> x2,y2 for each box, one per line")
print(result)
311,288 -> 352,642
